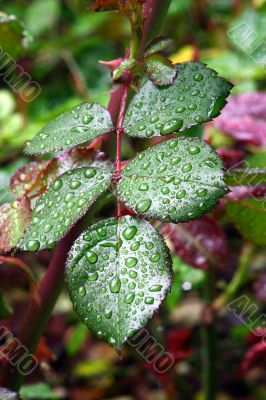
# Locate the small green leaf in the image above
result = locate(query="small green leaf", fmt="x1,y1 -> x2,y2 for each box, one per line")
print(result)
19,163 -> 113,251
0,291 -> 12,319
66,322 -> 88,357
20,383 -> 61,400
124,61 -> 232,138
65,216 -> 172,348
118,137 -> 226,222
144,36 -> 175,57
25,103 -> 113,155
0,197 -> 32,254
144,54 -> 177,86
226,198 -> 266,246
224,168 -> 266,186
0,13 -> 29,58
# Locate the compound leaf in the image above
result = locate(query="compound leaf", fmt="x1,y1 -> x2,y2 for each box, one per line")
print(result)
65,216 -> 172,348
144,54 -> 177,86
19,163 -> 113,252
0,197 -> 32,254
118,138 -> 227,222
226,198 -> 266,246
124,61 -> 232,138
25,103 -> 113,155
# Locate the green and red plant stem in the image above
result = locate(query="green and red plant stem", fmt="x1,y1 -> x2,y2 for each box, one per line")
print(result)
1,0 -> 172,391
214,242 -> 254,310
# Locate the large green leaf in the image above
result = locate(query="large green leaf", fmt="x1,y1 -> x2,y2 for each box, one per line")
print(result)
124,61 -> 232,138
0,13 -> 29,58
25,103 -> 113,155
65,216 -> 172,348
0,197 -> 32,254
226,198 -> 266,246
19,163 -> 113,251
118,137 -> 227,222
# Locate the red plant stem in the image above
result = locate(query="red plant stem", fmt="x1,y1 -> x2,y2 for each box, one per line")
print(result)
115,83 -> 130,218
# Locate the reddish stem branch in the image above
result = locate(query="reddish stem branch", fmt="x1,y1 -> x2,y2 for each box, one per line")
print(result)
115,84 -> 130,218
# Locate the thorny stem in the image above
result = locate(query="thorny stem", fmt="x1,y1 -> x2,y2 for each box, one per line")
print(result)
115,83 -> 130,218
1,0 -> 173,391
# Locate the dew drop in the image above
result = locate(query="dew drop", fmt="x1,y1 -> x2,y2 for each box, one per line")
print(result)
176,189 -> 186,199
85,251 -> 98,264
161,119 -> 183,135
149,285 -> 163,292
82,115 -> 93,124
136,199 -> 152,213
84,168 -> 96,178
53,179 -> 63,191
193,73 -> 203,81
26,240 -> 40,252
109,276 -> 121,293
145,296 -> 154,304
125,293 -> 135,304
104,308 -> 112,319
70,180 -> 81,189
79,286 -> 86,297
88,271 -> 99,281
138,183 -> 148,191
196,188 -> 208,197
150,253 -> 160,262
125,257 -> 138,268
122,225 -> 137,240
188,145 -> 200,154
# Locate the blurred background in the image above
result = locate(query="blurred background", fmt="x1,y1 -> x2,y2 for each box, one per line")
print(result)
0,0 -> 266,399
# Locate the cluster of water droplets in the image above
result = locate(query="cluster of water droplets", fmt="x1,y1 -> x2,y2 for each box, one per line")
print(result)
65,216 -> 172,347
123,61 -> 231,138
19,165 -> 113,252
118,137 -> 226,222
25,102 -> 113,155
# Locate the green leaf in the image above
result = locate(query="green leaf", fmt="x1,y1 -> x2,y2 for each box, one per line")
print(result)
0,197 -> 32,254
25,103 -> 114,155
65,216 -> 172,348
118,138 -> 227,222
19,163 -> 113,252
224,168 -> 266,186
0,13 -> 29,58
20,383 -> 61,400
66,322 -> 88,357
144,36 -> 175,57
226,198 -> 266,246
124,61 -> 232,138
25,0 -> 60,37
144,54 -> 177,86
